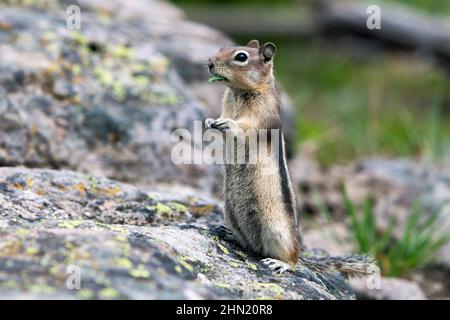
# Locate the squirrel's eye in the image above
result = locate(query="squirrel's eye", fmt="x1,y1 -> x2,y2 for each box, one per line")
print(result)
234,52 -> 248,62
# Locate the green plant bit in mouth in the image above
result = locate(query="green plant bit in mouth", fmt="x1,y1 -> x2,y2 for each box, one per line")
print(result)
208,75 -> 226,83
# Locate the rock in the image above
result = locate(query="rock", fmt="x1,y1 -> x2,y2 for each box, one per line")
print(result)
409,266 -> 450,299
0,1 -> 217,193
0,167 -> 354,299
0,0 -> 295,196
350,277 -> 426,300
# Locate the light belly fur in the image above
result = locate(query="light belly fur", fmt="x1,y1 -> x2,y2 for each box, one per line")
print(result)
224,152 -> 296,262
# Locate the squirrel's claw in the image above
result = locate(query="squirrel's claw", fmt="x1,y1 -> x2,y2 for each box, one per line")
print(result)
205,118 -> 216,129
205,118 -> 236,132
260,258 -> 292,274
212,225 -> 236,243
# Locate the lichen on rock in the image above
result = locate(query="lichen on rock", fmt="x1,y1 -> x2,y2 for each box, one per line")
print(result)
0,167 -> 354,299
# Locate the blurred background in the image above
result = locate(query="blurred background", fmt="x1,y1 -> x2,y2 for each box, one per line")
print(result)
173,0 -> 450,166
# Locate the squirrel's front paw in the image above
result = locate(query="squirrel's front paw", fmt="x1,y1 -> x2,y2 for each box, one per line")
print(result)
205,118 -> 216,129
205,118 -> 236,132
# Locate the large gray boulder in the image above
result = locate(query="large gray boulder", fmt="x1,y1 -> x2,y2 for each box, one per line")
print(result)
0,167 -> 354,299
0,0 -> 294,196
0,0 -> 226,193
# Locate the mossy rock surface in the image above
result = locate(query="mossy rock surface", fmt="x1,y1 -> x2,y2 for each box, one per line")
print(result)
0,0 -> 350,300
0,0 -> 230,193
0,167 -> 354,299
0,0 -> 296,193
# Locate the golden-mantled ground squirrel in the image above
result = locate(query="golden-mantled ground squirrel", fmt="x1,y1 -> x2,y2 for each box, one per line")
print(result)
205,40 -> 374,277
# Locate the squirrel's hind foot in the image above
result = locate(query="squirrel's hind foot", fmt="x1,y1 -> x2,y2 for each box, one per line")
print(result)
260,258 -> 292,274
212,225 -> 235,243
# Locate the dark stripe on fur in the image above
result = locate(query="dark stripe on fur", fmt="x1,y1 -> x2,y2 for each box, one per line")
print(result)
278,131 -> 296,219
225,198 -> 248,246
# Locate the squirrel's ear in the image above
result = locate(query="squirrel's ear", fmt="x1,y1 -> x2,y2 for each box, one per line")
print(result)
260,42 -> 276,63
247,39 -> 259,48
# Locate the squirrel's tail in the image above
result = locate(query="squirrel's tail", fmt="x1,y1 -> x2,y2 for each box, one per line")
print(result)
299,254 -> 376,278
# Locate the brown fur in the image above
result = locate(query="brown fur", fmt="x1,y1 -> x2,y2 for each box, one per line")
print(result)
208,40 -> 300,266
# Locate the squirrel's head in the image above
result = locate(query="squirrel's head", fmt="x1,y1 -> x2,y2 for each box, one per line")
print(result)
207,40 -> 276,90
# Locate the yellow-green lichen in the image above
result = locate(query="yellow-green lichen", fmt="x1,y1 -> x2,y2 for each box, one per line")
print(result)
58,220 -> 84,229
71,64 -> 81,76
65,241 -> 75,249
49,265 -> 61,276
215,283 -> 230,289
25,247 -> 40,255
115,235 -> 128,242
29,284 -> 56,294
210,234 -> 220,242
133,75 -> 150,87
89,177 -> 98,192
174,265 -> 183,273
247,262 -> 258,271
16,229 -> 31,238
111,45 -> 134,59
152,94 -> 178,105
114,258 -> 133,270
77,289 -> 94,300
217,243 -> 229,255
112,82 -> 126,101
105,224 -> 129,234
1,279 -> 17,289
95,274 -> 111,287
256,282 -> 285,296
178,255 -> 196,262
155,203 -> 172,215
177,256 -> 195,273
179,260 -> 194,273
200,263 -> 214,274
70,30 -> 88,46
129,265 -> 151,278
236,250 -> 247,259
147,193 -> 158,200
228,261 -> 239,268
94,67 -> 114,86
167,202 -> 188,213
98,288 -> 120,299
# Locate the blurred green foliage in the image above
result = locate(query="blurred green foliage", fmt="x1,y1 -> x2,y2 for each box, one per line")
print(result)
171,0 -> 296,6
385,0 -> 450,14
342,187 -> 450,277
172,0 -> 450,15
274,39 -> 450,166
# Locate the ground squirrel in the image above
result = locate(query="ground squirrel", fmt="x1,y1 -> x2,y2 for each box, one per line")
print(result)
205,39 -> 374,277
